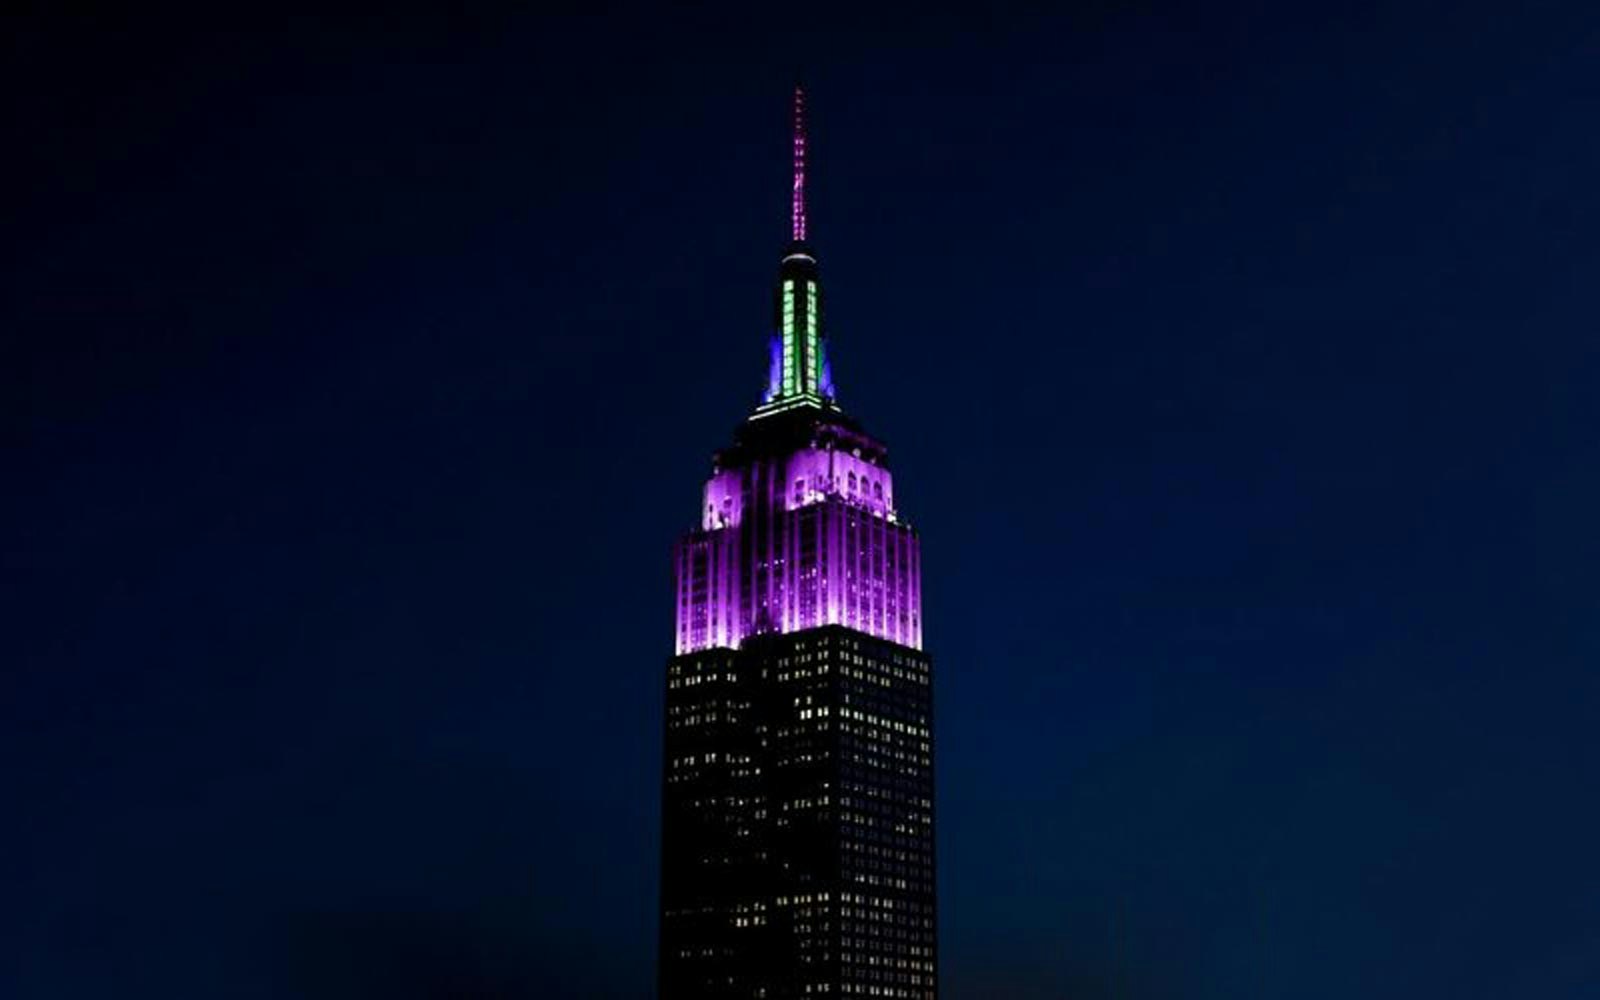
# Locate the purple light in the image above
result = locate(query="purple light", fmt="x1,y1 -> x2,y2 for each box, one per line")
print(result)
764,333 -> 783,402
674,429 -> 922,655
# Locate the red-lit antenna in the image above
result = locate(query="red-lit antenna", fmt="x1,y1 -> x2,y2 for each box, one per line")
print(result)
791,84 -> 808,243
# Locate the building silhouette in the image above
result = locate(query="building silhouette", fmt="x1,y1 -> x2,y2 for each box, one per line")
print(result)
659,87 -> 937,1000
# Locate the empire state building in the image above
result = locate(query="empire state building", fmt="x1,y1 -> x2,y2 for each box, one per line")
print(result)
659,88 -> 937,999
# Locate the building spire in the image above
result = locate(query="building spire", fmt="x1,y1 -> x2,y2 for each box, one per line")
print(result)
791,84 -> 808,244
757,85 -> 835,416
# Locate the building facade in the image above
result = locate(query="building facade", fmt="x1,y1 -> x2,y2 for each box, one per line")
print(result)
660,88 -> 937,1000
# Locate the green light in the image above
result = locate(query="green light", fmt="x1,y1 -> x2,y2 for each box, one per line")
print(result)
805,280 -> 819,394
758,275 -> 828,410
782,279 -> 796,395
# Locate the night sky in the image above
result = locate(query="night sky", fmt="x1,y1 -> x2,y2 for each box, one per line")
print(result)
5,6 -> 1599,998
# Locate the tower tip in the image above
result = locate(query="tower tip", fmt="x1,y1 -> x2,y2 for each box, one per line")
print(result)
791,84 -> 807,244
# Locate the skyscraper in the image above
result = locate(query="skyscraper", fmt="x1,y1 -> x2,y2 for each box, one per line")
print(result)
659,88 -> 937,1000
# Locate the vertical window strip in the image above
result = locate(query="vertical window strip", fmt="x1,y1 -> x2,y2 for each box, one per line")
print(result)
805,281 -> 819,394
782,279 -> 796,395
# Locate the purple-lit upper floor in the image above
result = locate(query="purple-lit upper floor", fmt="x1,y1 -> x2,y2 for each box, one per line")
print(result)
674,496 -> 922,655
675,407 -> 922,656
702,444 -> 897,530
700,404 -> 899,528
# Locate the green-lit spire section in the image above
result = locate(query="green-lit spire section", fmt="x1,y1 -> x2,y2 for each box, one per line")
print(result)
757,85 -> 837,418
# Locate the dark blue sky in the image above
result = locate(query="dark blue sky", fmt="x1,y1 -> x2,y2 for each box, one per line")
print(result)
5,6 -> 1598,998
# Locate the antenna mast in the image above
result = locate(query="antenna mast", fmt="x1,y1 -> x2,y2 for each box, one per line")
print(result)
791,85 -> 808,243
